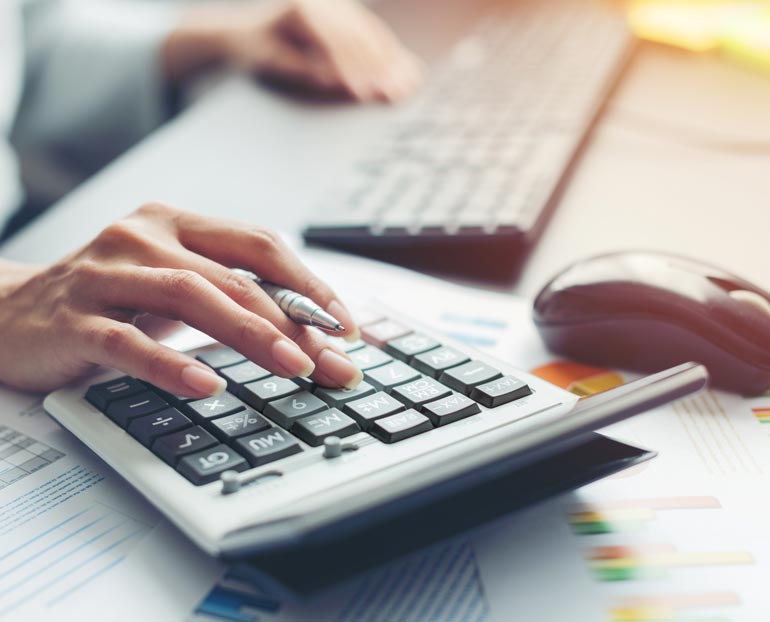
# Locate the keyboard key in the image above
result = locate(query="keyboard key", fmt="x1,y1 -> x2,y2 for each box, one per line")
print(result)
185,393 -> 246,421
440,361 -> 502,394
234,428 -> 303,466
471,375 -> 532,408
127,408 -> 192,447
361,320 -> 411,348
219,361 -> 271,390
264,392 -> 328,429
196,347 -> 246,369
328,337 -> 367,353
292,409 -> 360,446
392,377 -> 452,409
348,346 -> 393,370
344,392 -> 405,430
315,381 -> 376,408
370,409 -> 432,443
177,445 -> 248,485
294,377 -> 318,392
106,392 -> 169,428
241,377 -> 301,410
412,346 -> 470,377
422,393 -> 481,426
152,426 -> 218,465
385,334 -> 440,361
86,377 -> 145,411
208,409 -> 271,441
365,361 -> 421,391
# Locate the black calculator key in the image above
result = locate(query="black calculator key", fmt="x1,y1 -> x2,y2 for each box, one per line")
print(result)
86,377 -> 145,411
422,393 -> 481,426
385,334 -> 440,361
315,381 -> 376,408
292,408 -> 359,446
392,377 -> 452,409
264,391 -> 328,429
219,361 -> 271,390
348,346 -> 393,371
365,361 -> 421,391
152,426 -> 217,465
177,445 -> 248,485
208,409 -> 271,441
235,428 -> 303,466
440,361 -> 502,394
370,409 -> 432,443
196,347 -> 246,369
106,392 -> 169,428
412,347 -> 471,377
127,408 -> 192,447
361,320 -> 411,348
471,376 -> 532,408
294,377 -> 318,392
241,377 -> 301,410
344,392 -> 406,430
185,392 -> 246,421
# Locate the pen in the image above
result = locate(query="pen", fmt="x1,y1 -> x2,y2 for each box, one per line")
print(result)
231,268 -> 345,333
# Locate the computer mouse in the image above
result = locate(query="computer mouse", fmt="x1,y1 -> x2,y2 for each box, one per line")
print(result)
533,251 -> 770,395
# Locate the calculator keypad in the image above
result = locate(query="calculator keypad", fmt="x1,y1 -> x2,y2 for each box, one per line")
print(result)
85,317 -> 534,486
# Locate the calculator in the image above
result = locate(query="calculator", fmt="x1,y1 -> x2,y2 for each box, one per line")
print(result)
43,309 -> 708,558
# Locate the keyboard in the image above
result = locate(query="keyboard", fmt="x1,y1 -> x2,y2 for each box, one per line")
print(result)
44,307 -> 707,558
303,0 -> 633,281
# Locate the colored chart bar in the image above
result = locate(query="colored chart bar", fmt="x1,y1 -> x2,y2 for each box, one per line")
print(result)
610,591 -> 740,622
751,407 -> 770,423
530,361 -> 624,396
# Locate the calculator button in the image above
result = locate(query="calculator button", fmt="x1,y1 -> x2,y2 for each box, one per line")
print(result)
127,408 -> 192,447
185,392 -> 246,421
328,337 -> 367,353
177,445 -> 248,485
365,361 -> 421,391
343,392 -> 406,430
196,347 -> 246,369
294,377 -> 318,392
361,320 -> 411,348
234,429 -> 303,466
106,392 -> 169,428
315,382 -> 376,408
264,391 -> 329,429
208,409 -> 271,441
440,361 -> 502,394
422,393 -> 481,426
385,334 -> 440,361
370,409 -> 432,443
292,408 -> 360,446
152,426 -> 217,465
241,377 -> 301,410
471,376 -> 532,408
392,377 -> 452,409
348,346 -> 393,370
86,377 -> 145,411
219,361 -> 271,390
412,347 -> 471,377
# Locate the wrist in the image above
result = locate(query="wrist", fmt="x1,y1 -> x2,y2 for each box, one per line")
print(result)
163,13 -> 233,82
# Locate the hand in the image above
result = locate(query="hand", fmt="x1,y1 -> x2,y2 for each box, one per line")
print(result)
165,0 -> 423,102
0,204 -> 362,397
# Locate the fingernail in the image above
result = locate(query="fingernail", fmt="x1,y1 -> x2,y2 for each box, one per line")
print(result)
328,300 -> 359,342
182,365 -> 227,396
318,348 -> 363,389
272,339 -> 315,377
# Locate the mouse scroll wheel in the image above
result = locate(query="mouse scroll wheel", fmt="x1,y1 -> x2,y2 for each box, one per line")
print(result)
729,289 -> 770,318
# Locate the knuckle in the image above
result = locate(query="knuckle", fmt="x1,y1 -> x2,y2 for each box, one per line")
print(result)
248,227 -> 281,256
95,220 -> 149,253
134,201 -> 177,219
161,269 -> 206,300
145,347 -> 171,382
220,271 -> 258,302
236,313 -> 271,346
97,323 -> 134,357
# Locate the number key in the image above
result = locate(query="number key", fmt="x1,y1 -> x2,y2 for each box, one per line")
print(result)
241,377 -> 300,410
365,361 -> 421,391
264,391 -> 328,429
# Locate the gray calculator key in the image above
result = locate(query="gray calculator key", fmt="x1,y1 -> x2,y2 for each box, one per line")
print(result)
344,392 -> 406,430
196,347 -> 245,369
86,376 -> 145,411
422,393 -> 481,426
370,409 -> 432,443
208,409 -> 271,441
264,391 -> 328,429
127,407 -> 192,447
219,361 -> 271,390
235,428 -> 303,466
292,408 -> 360,446
392,377 -> 452,409
177,444 -> 248,485
106,391 -> 169,428
440,361 -> 502,394
152,426 -> 217,465
361,320 -> 411,348
328,337 -> 367,353
471,376 -> 532,408
412,346 -> 470,377
186,392 -> 246,421
315,381 -> 376,408
385,334 -> 440,361
294,377 -> 318,392
365,361 -> 421,391
241,377 -> 301,410
348,346 -> 393,370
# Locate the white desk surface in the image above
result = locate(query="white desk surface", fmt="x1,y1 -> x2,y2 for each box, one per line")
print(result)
3,44 -> 770,299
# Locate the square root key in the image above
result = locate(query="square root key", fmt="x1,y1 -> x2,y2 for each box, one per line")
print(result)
152,426 -> 218,465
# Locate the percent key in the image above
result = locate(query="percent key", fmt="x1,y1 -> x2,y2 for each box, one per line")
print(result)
209,409 -> 271,441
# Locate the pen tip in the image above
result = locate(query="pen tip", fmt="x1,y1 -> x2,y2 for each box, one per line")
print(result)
335,324 -> 345,332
